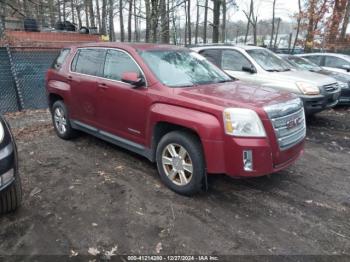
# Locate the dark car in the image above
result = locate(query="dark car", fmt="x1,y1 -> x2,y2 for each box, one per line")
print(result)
0,116 -> 22,213
280,54 -> 350,105
45,43 -> 305,195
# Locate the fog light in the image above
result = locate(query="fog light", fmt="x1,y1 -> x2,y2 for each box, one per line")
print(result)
0,168 -> 14,187
243,150 -> 253,171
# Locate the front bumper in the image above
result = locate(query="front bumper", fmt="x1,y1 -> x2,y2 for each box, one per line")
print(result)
203,137 -> 304,178
301,90 -> 341,115
338,88 -> 350,105
0,119 -> 17,190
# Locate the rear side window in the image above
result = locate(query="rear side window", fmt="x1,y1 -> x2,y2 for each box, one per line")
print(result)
222,50 -> 252,71
103,49 -> 141,81
72,48 -> 106,77
52,48 -> 70,70
199,49 -> 222,67
305,55 -> 322,65
324,56 -> 350,68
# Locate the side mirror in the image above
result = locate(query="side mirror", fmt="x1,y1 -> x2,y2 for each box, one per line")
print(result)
121,72 -> 145,87
242,65 -> 256,74
340,65 -> 350,72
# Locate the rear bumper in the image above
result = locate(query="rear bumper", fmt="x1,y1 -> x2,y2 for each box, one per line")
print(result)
301,91 -> 340,115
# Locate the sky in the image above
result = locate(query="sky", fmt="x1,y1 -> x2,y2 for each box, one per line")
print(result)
224,0 -> 300,22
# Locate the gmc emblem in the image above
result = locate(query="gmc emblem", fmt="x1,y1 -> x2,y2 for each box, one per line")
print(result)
286,117 -> 303,130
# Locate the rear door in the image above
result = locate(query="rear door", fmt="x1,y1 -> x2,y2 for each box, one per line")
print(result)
69,48 -> 106,126
97,48 -> 150,145
324,55 -> 350,74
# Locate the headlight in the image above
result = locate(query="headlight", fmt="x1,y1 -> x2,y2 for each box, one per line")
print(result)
0,121 -> 4,143
296,82 -> 320,95
223,108 -> 266,137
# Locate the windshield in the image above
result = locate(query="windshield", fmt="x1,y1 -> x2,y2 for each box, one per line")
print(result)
246,49 -> 291,72
288,56 -> 321,71
140,50 -> 232,87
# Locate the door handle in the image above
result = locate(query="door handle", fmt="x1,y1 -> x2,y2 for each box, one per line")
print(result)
67,75 -> 73,82
98,83 -> 109,89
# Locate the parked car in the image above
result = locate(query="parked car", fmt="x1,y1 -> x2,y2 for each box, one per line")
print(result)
46,43 -> 306,195
280,54 -> 350,105
298,53 -> 350,75
0,116 -> 22,213
192,45 -> 341,115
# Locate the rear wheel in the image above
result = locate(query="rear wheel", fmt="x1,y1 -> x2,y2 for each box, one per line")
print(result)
156,131 -> 205,196
52,100 -> 77,139
0,177 -> 22,214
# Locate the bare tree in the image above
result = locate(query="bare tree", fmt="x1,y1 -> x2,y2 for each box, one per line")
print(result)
187,0 -> 191,44
128,0 -> 133,41
340,0 -> 350,39
109,0 -> 115,41
273,17 -> 281,49
221,0 -> 227,43
119,0 -> 125,41
244,0 -> 257,45
203,0 -> 208,43
269,0 -> 276,48
292,0 -> 301,53
96,0 -> 102,31
212,0 -> 220,43
101,0 -> 107,34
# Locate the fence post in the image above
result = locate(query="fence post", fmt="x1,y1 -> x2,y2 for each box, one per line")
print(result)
0,17 -> 24,111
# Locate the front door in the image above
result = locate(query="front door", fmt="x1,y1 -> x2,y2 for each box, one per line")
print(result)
97,49 -> 150,146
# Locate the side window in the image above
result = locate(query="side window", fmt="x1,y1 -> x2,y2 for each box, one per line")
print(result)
72,49 -> 106,76
52,48 -> 70,70
324,56 -> 350,68
103,49 -> 142,82
305,55 -> 322,65
222,50 -> 252,71
199,49 -> 222,67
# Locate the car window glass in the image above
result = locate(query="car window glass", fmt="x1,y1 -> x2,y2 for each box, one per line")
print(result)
199,49 -> 221,67
52,49 -> 70,70
73,49 -> 105,76
305,55 -> 322,65
104,49 -> 141,82
222,50 -> 252,71
324,56 -> 350,68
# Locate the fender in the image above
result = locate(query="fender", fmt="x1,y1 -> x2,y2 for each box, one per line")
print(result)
147,103 -> 226,174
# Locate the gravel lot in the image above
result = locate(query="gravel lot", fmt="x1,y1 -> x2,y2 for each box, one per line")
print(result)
0,108 -> 350,258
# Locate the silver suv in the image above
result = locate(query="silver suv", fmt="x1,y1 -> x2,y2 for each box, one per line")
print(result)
192,45 -> 341,115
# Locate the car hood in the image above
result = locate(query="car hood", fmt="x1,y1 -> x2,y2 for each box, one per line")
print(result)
316,69 -> 350,83
174,81 -> 296,110
269,70 -> 337,86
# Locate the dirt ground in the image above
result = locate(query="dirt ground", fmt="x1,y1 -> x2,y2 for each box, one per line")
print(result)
0,108 -> 350,258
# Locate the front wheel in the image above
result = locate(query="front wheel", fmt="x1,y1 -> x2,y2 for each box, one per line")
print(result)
156,131 -> 205,196
0,176 -> 22,214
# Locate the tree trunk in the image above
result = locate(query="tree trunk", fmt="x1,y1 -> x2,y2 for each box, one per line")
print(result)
96,0 -> 102,31
273,18 -> 281,49
171,0 -> 177,44
48,0 -> 55,27
184,1 -> 187,45
134,0 -> 139,41
63,0 -> 66,22
119,0 -> 125,41
212,0 -> 221,43
85,0 -> 90,27
340,0 -> 350,39
221,0 -> 227,43
203,0 -> 208,43
244,3 -> 252,43
151,0 -> 159,43
304,0 -> 316,52
292,0 -> 301,54
76,4 -> 83,28
195,0 -> 199,44
109,0 -> 115,41
88,0 -> 95,27
328,0 -> 348,45
269,0 -> 276,48
71,0 -> 75,25
128,0 -> 132,41
101,0 -> 107,34
187,0 -> 192,45
160,0 -> 169,43
145,0 -> 151,42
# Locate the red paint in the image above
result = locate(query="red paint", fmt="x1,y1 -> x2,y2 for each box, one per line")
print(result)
46,43 -> 304,177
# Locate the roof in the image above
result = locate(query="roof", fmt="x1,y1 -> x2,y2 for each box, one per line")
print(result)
67,42 -> 188,52
191,44 -> 265,52
299,52 -> 350,61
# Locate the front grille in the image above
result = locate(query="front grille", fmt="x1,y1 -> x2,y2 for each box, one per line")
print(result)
265,99 -> 306,151
323,82 -> 339,93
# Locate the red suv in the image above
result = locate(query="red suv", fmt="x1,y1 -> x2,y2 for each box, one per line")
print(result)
46,43 -> 306,195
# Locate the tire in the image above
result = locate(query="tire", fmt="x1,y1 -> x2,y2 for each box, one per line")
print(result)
156,131 -> 205,196
51,100 -> 77,140
0,176 -> 22,214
